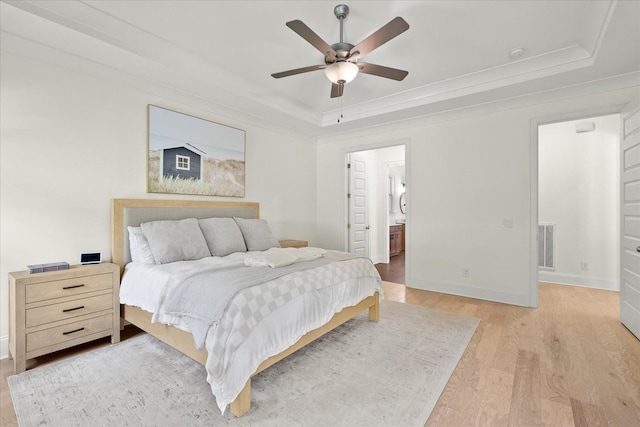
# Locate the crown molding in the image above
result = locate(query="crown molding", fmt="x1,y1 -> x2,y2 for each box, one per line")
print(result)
316,72 -> 640,144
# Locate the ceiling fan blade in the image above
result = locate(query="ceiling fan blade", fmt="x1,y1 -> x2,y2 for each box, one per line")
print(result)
271,64 -> 326,79
357,62 -> 408,81
349,17 -> 409,59
286,20 -> 337,60
330,83 -> 344,98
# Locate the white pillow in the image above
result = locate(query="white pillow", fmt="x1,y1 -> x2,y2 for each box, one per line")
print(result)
198,217 -> 247,257
234,218 -> 280,251
127,226 -> 156,264
140,218 -> 211,264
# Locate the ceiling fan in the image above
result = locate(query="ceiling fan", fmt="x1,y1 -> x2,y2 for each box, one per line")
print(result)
271,4 -> 409,98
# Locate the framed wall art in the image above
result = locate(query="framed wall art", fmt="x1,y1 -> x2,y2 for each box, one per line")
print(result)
147,105 -> 245,197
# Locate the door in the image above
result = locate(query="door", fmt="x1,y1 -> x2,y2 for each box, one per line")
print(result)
348,153 -> 370,257
620,98 -> 640,340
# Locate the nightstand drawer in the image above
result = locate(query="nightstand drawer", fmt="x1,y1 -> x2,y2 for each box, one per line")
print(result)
26,273 -> 113,303
26,313 -> 113,352
26,293 -> 113,328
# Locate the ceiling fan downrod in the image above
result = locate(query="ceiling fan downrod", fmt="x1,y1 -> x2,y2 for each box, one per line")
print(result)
334,4 -> 349,43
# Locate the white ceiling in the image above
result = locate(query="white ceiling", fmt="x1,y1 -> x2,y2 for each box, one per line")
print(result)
1,1 -> 639,141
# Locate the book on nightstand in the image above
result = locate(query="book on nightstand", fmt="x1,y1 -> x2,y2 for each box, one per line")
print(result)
27,262 -> 70,274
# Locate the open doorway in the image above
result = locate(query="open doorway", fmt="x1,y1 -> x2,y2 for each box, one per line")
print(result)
538,114 -> 620,291
346,144 -> 407,284
538,114 -> 620,290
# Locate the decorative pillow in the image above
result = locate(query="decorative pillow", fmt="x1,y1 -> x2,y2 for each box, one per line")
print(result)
234,217 -> 280,251
140,218 -> 211,264
198,217 -> 247,257
127,226 -> 156,264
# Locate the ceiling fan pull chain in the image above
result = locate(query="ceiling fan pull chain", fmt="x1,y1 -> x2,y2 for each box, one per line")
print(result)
338,95 -> 344,123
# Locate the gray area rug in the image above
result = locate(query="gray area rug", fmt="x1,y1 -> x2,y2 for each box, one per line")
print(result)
8,300 -> 479,426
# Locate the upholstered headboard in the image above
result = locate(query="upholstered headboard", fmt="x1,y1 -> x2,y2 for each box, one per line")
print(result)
111,199 -> 260,269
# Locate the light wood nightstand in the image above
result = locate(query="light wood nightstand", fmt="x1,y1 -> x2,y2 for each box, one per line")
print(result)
8,263 -> 120,373
278,239 -> 309,248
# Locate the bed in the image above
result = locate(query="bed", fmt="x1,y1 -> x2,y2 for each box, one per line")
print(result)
111,199 -> 382,417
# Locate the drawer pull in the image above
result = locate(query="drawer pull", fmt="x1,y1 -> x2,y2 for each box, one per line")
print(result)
62,284 -> 85,290
62,305 -> 85,313
62,327 -> 85,335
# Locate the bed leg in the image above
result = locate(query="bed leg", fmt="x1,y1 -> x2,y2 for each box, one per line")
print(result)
230,378 -> 251,417
368,291 -> 380,321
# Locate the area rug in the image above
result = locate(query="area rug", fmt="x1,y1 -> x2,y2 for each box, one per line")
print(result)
8,300 -> 479,426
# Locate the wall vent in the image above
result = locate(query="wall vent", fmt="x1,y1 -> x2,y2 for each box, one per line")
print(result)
538,223 -> 556,270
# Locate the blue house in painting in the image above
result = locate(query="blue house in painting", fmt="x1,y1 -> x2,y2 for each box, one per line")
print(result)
161,143 -> 205,180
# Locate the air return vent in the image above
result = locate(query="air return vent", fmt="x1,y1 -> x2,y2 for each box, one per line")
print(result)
538,223 -> 556,270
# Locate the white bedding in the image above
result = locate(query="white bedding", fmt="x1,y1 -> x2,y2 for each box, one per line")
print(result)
119,248 -> 383,413
243,246 -> 326,267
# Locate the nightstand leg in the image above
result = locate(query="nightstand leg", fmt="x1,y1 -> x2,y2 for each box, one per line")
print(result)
14,355 -> 26,374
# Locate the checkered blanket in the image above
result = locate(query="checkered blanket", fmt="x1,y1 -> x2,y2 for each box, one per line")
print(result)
208,255 -> 380,363
163,250 -> 368,350
203,255 -> 381,412
159,250 -> 381,413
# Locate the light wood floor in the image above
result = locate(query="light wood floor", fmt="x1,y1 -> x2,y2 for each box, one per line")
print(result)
385,281 -> 640,426
2,281 -> 639,426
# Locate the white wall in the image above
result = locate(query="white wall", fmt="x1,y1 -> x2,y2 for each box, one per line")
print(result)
0,52 -> 318,358
317,88 -> 638,307
538,114 -> 620,290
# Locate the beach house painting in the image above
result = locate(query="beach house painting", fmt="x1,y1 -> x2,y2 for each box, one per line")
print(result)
147,105 -> 245,197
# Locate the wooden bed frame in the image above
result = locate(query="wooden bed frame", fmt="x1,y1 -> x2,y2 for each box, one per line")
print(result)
111,198 -> 380,417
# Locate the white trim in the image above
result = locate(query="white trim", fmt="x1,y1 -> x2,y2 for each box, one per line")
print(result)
539,271 -> 619,291
383,160 -> 405,264
529,117 -> 540,307
404,142 -> 412,288
409,279 -> 531,307
318,72 -> 640,144
341,139 -> 410,277
369,254 -> 385,265
1,335 -> 8,360
530,103 -> 627,308
321,45 -> 596,127
176,154 -> 190,170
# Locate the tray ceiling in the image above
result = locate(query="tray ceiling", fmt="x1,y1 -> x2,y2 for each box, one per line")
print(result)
1,1 -> 638,140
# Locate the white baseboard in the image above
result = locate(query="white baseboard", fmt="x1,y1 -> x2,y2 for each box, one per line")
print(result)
0,335 -> 8,360
369,254 -> 385,265
538,271 -> 619,291
407,277 -> 532,307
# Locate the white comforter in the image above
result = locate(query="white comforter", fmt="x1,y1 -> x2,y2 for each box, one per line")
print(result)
243,246 -> 327,267
119,248 -> 383,414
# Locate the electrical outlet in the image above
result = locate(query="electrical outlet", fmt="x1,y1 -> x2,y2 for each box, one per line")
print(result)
462,268 -> 469,277
581,262 -> 588,270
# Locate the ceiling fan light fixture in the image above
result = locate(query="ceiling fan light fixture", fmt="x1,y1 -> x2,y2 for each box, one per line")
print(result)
325,61 -> 359,84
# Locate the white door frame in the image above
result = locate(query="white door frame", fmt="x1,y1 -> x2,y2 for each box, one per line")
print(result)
529,104 -> 626,307
384,160 -> 406,263
341,138 -> 411,276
